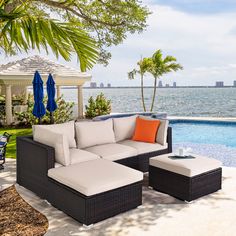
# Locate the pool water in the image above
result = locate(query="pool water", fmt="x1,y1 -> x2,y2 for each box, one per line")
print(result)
170,120 -> 236,167
170,121 -> 236,148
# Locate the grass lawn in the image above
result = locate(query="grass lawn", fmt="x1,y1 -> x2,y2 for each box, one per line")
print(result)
0,127 -> 32,158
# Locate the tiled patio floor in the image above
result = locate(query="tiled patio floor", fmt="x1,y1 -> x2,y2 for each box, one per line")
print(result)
1,158 -> 236,236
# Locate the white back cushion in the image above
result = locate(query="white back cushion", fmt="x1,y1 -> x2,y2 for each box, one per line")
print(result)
156,119 -> 169,145
33,126 -> 70,166
75,119 -> 115,148
139,116 -> 169,145
113,115 -> 137,142
33,121 -> 76,148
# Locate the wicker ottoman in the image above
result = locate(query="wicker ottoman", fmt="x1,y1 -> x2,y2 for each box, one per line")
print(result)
48,159 -> 143,225
149,154 -> 222,202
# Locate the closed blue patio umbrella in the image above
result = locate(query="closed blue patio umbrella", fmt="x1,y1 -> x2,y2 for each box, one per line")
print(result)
46,73 -> 57,124
32,71 -> 46,123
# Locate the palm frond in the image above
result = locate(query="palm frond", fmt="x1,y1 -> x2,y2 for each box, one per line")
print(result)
0,1 -> 99,71
163,55 -> 177,64
150,49 -> 183,77
128,69 -> 138,80
164,63 -> 183,73
138,57 -> 153,75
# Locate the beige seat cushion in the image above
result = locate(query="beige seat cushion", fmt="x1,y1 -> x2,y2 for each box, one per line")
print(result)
119,139 -> 167,155
75,119 -> 115,149
84,143 -> 138,161
33,126 -> 70,166
70,148 -> 100,164
150,154 -> 222,177
113,115 -> 137,142
48,159 -> 143,196
33,121 -> 76,148
139,116 -> 169,145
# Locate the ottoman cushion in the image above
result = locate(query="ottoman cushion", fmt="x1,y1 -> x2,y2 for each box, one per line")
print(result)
150,154 -> 222,177
48,159 -> 143,196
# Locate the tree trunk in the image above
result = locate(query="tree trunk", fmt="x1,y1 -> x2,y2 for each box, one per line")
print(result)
150,76 -> 157,112
50,112 -> 54,124
141,74 -> 146,112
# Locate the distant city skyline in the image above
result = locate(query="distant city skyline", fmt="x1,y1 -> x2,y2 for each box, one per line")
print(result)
87,80 -> 236,88
89,82 -> 112,88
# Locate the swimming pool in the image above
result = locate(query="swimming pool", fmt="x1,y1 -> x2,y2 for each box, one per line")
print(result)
170,120 -> 236,167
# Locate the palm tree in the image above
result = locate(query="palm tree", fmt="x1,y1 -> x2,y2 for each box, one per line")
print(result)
0,0 -> 98,71
128,57 -> 153,111
149,50 -> 183,111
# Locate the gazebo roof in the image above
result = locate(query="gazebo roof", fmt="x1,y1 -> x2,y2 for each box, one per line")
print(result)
0,55 -> 92,86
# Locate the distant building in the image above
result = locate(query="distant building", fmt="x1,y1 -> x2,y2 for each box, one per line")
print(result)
173,82 -> 177,88
215,81 -> 224,87
234,81 -> 236,87
165,84 -> 170,87
100,82 -> 104,88
158,81 -> 163,87
107,83 -> 111,88
90,82 -> 97,88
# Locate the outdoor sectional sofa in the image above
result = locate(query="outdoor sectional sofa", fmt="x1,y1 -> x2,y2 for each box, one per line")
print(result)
17,115 -> 172,225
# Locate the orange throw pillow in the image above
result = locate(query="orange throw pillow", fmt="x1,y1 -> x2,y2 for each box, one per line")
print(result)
132,117 -> 160,143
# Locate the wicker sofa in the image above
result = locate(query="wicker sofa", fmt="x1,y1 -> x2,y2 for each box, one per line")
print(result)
17,115 -> 172,225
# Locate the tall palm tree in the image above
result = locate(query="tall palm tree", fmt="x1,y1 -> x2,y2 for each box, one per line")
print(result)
0,0 -> 98,71
149,50 -> 183,111
128,57 -> 153,111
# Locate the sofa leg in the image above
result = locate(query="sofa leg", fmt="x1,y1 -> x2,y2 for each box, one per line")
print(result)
83,224 -> 94,229
185,200 -> 194,204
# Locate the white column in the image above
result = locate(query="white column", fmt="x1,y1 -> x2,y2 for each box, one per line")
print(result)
5,85 -> 13,125
77,85 -> 83,118
57,85 -> 60,99
23,86 -> 28,104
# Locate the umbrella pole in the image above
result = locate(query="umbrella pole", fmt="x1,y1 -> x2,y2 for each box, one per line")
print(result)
38,117 -> 42,124
50,112 -> 54,124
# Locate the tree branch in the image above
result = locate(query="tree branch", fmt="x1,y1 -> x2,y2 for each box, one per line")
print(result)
36,0 -> 126,27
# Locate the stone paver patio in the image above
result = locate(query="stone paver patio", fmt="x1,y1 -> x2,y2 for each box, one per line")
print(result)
1,158 -> 236,236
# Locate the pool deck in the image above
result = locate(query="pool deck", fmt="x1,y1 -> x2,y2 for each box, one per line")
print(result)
1,159 -> 236,236
168,116 -> 236,122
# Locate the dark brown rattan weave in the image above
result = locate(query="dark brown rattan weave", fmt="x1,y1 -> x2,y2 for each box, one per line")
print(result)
149,166 -> 222,201
16,127 -> 172,225
16,137 -> 145,225
48,179 -> 142,225
116,127 -> 172,172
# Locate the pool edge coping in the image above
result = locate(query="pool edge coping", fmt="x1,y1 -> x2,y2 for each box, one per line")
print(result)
168,116 -> 236,123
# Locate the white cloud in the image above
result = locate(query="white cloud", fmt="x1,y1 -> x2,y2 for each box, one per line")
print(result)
89,3 -> 236,86
1,3 -> 236,87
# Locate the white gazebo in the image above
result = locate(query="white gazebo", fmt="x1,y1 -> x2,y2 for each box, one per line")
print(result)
0,55 -> 92,125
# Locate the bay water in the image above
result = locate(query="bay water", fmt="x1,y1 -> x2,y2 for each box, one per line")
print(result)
61,87 -> 236,117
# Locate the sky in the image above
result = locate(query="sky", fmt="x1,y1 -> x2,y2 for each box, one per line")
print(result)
1,0 -> 236,87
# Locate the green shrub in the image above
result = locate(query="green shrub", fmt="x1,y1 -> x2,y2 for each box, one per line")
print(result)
15,94 -> 74,126
85,93 -> 111,119
0,104 -> 5,125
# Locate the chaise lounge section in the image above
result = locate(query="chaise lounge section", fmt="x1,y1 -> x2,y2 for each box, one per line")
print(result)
17,115 -> 172,225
